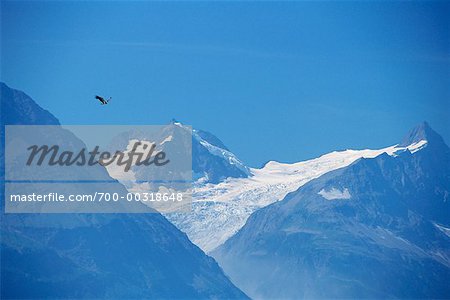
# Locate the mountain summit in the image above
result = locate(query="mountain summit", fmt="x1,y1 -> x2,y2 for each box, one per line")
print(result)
399,121 -> 447,147
213,122 -> 450,299
0,82 -> 59,125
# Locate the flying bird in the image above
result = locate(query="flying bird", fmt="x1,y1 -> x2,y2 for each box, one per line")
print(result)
95,95 -> 111,105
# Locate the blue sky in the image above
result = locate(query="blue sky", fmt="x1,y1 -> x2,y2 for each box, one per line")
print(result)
1,1 -> 449,167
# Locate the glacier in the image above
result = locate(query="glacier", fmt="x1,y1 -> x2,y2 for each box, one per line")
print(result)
105,121 -> 429,252
165,139 -> 429,252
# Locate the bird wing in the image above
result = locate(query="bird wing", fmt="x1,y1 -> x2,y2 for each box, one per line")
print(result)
95,95 -> 108,104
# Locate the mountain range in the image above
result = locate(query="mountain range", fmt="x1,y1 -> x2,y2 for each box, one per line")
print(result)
0,82 -> 247,299
2,82 -> 449,299
99,94 -> 450,299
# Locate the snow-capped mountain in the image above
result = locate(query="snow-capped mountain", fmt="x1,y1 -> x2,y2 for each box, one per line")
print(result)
165,136 -> 429,252
103,121 -> 250,187
104,116 -> 431,253
212,122 -> 450,299
0,83 -> 248,299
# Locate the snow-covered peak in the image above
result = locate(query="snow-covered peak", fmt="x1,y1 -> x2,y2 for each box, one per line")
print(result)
169,118 -> 183,127
399,121 -> 445,148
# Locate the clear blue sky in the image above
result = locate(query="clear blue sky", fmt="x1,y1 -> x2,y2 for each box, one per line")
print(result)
1,1 -> 449,167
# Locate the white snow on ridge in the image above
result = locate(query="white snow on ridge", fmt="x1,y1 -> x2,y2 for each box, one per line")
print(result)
165,141 -> 428,253
193,130 -> 250,175
160,135 -> 173,145
407,140 -> 427,153
434,223 -> 450,238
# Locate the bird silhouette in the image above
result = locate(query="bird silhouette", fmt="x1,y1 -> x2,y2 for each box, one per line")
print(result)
95,95 -> 111,105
